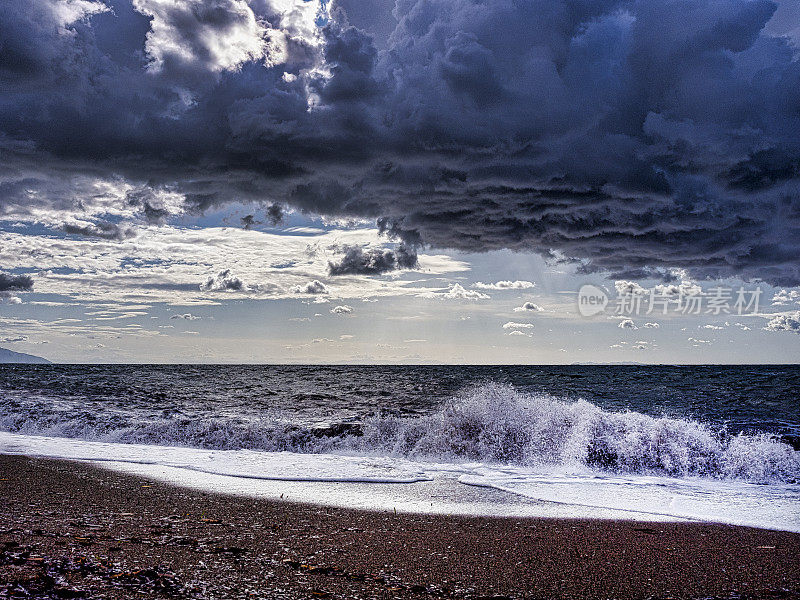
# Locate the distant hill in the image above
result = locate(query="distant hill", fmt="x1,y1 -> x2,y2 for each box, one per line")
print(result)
0,347 -> 51,364
572,361 -> 646,366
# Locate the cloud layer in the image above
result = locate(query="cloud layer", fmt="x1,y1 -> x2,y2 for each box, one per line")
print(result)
1,0 -> 799,283
765,311 -> 800,333
327,243 -> 418,275
0,273 -> 33,293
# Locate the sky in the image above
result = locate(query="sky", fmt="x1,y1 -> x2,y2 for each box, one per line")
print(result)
0,0 -> 799,363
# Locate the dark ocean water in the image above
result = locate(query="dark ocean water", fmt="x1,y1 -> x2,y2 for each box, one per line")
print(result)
1,364 -> 798,434
1,364 -> 799,482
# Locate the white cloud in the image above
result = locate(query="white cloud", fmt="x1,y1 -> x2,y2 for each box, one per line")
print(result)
614,280 -> 648,296
618,319 -> 638,329
688,337 -> 712,345
513,302 -> 544,312
653,281 -> 702,296
418,283 -> 490,300
296,280 -> 328,294
0,315 -> 161,346
700,324 -> 724,330
170,313 -> 201,320
0,335 -> 28,343
764,311 -> 800,333
133,0 -> 274,74
502,322 -> 534,329
643,322 -> 660,328
330,305 -> 353,315
473,280 -> 535,290
0,226 -> 467,305
506,330 -> 529,336
771,289 -> 800,306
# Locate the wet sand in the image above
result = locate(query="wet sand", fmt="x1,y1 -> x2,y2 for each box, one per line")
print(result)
1,455 -> 799,599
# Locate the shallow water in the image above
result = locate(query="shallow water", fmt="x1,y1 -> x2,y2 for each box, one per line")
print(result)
1,365 -> 798,530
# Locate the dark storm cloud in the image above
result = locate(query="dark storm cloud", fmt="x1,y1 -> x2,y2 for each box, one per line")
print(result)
328,243 -> 418,275
241,208 -> 289,229
1,0 -> 800,283
62,222 -> 136,241
200,269 -> 244,291
125,188 -> 172,225
0,273 -> 33,293
331,0 -> 397,49
265,204 -> 284,226
170,313 -> 201,320
241,214 -> 257,229
591,267 -> 680,284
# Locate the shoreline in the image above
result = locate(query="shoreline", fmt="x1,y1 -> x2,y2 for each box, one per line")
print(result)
3,431 -> 797,532
1,455 -> 799,599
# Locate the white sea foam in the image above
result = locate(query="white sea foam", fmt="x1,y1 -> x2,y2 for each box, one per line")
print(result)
1,431 -> 798,532
458,467 -> 800,532
0,432 -> 430,483
2,383 -> 798,484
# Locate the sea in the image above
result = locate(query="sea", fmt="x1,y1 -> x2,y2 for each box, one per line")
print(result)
1,364 -> 798,531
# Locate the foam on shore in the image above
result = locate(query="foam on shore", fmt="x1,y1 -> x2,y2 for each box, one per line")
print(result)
2,431 -> 798,532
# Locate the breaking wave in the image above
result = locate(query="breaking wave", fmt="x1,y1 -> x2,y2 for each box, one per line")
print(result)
2,383 -> 798,484
359,384 -> 800,484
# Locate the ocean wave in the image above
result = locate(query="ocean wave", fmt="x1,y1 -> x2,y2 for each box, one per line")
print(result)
1,383 -> 798,483
359,384 -> 800,483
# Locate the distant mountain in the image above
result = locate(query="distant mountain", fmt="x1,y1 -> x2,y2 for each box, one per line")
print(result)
572,361 -> 646,366
0,347 -> 51,364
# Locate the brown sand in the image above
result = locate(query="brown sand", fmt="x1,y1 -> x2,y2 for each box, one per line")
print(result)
1,455 -> 798,599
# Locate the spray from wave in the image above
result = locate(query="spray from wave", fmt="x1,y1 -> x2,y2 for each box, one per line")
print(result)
359,384 -> 800,483
1,383 -> 798,483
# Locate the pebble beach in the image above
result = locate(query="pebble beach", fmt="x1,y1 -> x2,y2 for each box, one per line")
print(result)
2,455 -> 799,600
